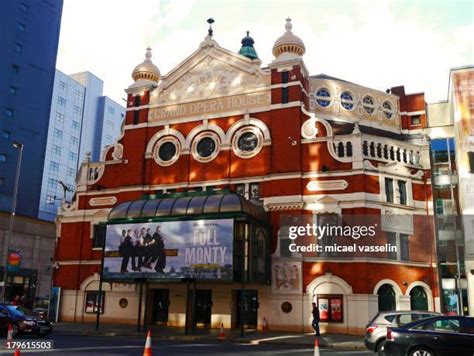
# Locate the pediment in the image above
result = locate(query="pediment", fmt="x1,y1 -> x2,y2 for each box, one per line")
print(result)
150,37 -> 270,105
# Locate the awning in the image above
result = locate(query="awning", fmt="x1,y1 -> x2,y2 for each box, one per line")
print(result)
108,193 -> 267,223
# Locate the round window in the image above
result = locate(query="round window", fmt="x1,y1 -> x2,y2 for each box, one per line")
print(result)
232,127 -> 263,159
153,137 -> 180,167
119,298 -> 128,309
281,301 -> 292,313
197,137 -> 216,158
340,91 -> 355,110
192,132 -> 220,163
382,101 -> 394,119
158,141 -> 177,162
362,95 -> 376,115
315,88 -> 331,108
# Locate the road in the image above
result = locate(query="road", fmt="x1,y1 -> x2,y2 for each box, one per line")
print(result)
0,332 -> 373,355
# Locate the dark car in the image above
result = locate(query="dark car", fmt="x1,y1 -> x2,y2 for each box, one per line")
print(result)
0,304 -> 52,337
383,315 -> 474,356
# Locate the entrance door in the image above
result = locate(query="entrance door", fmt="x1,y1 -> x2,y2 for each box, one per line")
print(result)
194,289 -> 212,327
235,290 -> 258,329
151,289 -> 169,324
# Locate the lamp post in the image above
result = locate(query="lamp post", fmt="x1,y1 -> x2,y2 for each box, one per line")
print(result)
1,141 -> 24,302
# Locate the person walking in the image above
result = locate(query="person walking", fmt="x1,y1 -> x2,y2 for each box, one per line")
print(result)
312,302 -> 320,336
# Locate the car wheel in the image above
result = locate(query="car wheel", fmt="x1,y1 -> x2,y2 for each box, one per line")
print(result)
410,347 -> 435,356
376,339 -> 386,356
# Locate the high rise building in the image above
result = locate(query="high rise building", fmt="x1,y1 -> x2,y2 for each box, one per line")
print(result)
38,70 -> 125,221
0,0 -> 63,218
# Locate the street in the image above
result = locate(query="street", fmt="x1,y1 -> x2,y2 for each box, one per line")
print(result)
0,333 -> 373,355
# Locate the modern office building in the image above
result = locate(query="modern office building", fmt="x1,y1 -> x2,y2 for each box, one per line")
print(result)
38,70 -> 125,221
425,66 -> 474,316
0,0 -> 63,218
55,20 -> 439,334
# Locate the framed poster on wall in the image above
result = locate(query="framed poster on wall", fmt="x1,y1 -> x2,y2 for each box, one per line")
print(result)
317,294 -> 343,323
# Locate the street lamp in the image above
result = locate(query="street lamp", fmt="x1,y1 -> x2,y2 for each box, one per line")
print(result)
1,141 -> 24,302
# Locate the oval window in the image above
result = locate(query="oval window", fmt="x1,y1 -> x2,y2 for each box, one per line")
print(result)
340,91 -> 355,110
158,141 -> 177,162
362,95 -> 376,115
315,88 -> 331,108
382,101 -> 394,119
197,137 -> 216,158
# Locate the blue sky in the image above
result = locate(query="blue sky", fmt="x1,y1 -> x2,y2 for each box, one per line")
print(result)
57,0 -> 473,104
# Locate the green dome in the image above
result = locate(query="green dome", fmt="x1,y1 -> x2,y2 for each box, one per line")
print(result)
239,31 -> 258,60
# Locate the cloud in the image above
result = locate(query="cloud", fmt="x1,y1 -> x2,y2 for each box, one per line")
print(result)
57,0 -> 473,104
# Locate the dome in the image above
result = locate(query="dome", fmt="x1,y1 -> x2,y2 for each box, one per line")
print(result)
239,31 -> 258,60
272,18 -> 305,59
131,47 -> 161,83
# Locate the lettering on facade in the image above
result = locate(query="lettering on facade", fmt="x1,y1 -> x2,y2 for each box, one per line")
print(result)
306,180 -> 349,191
149,91 -> 270,121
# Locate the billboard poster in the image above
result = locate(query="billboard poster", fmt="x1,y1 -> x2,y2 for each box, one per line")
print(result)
103,219 -> 234,280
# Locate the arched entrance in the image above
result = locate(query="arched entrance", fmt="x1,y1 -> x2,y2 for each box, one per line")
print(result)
410,286 -> 428,311
377,284 -> 396,311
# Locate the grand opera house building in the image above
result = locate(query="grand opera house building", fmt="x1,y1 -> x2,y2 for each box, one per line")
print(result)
54,19 -> 439,335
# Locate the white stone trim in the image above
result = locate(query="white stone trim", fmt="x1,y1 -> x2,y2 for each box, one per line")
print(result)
190,131 -> 221,163
305,273 -> 353,295
405,281 -> 434,311
225,117 -> 271,146
145,127 -> 187,158
231,126 -> 264,159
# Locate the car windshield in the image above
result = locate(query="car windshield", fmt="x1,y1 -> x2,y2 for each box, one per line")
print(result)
7,306 -> 35,317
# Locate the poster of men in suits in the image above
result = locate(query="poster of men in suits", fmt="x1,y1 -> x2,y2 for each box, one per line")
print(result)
103,219 -> 234,280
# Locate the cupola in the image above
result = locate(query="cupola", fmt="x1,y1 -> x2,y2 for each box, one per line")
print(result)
272,18 -> 305,60
239,31 -> 258,60
131,47 -> 161,84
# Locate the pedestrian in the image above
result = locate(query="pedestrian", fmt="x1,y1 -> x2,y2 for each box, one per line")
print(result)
312,302 -> 320,336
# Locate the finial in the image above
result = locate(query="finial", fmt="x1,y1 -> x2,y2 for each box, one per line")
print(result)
246,30 -> 250,36
207,18 -> 215,37
145,46 -> 152,60
285,17 -> 292,31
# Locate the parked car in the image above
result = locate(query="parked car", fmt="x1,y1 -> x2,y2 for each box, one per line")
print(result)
383,315 -> 474,356
0,304 -> 52,337
365,311 -> 441,355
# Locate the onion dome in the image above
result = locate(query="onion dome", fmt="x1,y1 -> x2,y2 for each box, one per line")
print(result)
272,18 -> 305,59
239,31 -> 258,60
131,47 -> 160,83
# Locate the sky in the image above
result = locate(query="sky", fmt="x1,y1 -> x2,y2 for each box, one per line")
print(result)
56,0 -> 474,105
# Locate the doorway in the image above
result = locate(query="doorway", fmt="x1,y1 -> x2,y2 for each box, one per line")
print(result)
235,289 -> 258,329
194,289 -> 212,327
151,289 -> 169,324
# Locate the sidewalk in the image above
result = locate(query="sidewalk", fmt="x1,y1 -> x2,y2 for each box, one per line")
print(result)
54,322 -> 366,350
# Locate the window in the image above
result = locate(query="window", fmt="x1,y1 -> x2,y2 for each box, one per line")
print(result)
362,95 -> 376,115
235,183 -> 246,197
5,108 -> 14,118
385,178 -> 394,203
9,86 -> 17,95
378,284 -> 396,311
415,319 -> 460,333
250,182 -> 260,200
105,135 -> 113,142
134,96 -> 141,106
281,87 -> 289,103
53,128 -> 63,139
317,294 -> 343,322
47,178 -> 56,189
1,131 -> 11,139
49,161 -> 59,172
315,88 -> 331,107
233,127 -> 263,159
400,234 -> 409,261
66,167 -> 75,177
70,136 -> 79,146
56,112 -> 65,123
20,3 -> 28,12
106,120 -> 114,130
387,232 -> 397,260
85,291 -> 104,314
92,225 -> 106,248
108,106 -> 115,115
46,195 -> 55,204
154,138 -> 179,166
57,96 -> 66,107
52,144 -> 61,155
11,64 -> 20,74
73,105 -> 81,115
133,111 -> 139,125
59,81 -> 67,91
398,180 -> 407,205
0,154 -> 7,162
382,101 -> 394,119
68,151 -> 77,161
75,90 -> 83,101
411,115 -> 421,126
193,134 -> 219,163
340,91 -> 355,110
71,120 -> 80,131
0,178 -> 4,187
17,23 -> 25,32
281,71 -> 289,84
15,43 -> 23,53
197,137 -> 216,158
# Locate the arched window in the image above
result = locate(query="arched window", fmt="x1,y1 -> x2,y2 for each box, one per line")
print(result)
337,142 -> 345,157
378,284 -> 396,311
410,286 -> 428,311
